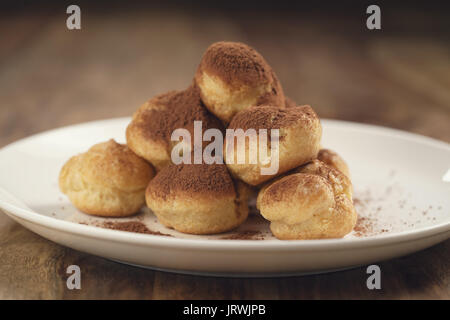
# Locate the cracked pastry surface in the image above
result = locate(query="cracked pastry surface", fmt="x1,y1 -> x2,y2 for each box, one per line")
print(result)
224,105 -> 322,186
59,139 -> 155,217
317,148 -> 350,178
257,160 -> 357,239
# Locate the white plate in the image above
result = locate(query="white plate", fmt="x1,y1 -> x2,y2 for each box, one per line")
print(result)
0,118 -> 449,277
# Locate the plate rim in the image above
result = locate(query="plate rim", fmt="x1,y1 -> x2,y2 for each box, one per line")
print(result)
0,117 -> 449,251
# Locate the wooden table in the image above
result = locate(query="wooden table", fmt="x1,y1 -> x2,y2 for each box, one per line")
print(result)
0,3 -> 449,299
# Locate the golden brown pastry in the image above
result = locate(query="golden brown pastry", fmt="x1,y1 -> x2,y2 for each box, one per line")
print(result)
195,41 -> 285,123
145,163 -> 250,234
317,148 -> 350,178
126,84 -> 223,170
224,105 -> 322,186
59,139 -> 155,217
257,160 -> 357,239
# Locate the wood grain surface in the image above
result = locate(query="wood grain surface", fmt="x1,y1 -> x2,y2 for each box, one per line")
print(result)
0,2 -> 449,299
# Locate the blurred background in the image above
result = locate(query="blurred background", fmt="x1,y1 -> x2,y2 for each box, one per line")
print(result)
1,0 -> 449,147
0,0 -> 449,300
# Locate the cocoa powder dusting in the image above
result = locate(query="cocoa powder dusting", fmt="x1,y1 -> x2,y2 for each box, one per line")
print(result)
353,216 -> 389,237
228,105 -> 317,131
353,217 -> 373,237
136,84 -> 223,145
101,221 -> 172,236
147,163 -> 235,200
262,174 -> 305,204
197,41 -> 272,88
353,194 -> 391,237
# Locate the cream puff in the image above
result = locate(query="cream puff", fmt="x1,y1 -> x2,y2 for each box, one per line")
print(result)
195,41 -> 285,123
126,84 -> 223,170
257,160 -> 357,239
224,105 -> 322,186
145,163 -> 250,234
59,139 -> 155,217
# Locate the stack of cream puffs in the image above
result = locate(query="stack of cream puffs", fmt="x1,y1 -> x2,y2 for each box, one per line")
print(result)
59,41 -> 357,239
